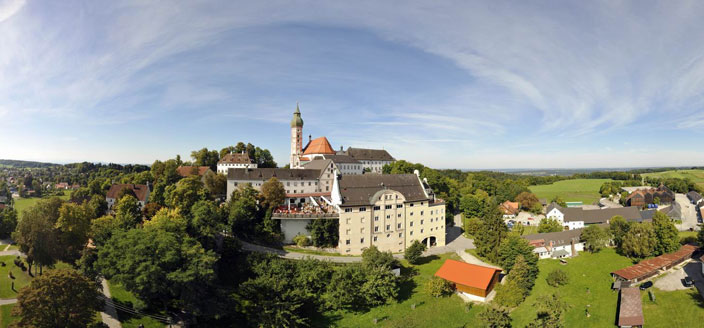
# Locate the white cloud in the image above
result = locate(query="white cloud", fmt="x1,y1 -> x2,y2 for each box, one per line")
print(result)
0,0 -> 24,23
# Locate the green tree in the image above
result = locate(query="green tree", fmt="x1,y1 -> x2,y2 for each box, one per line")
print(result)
698,228 -> 704,247
84,194 -> 108,219
12,268 -> 104,328
164,176 -> 209,215
228,184 -> 260,237
474,204 -> 508,263
114,194 -> 141,229
142,202 -> 162,220
508,255 -> 538,293
460,191 -> 490,219
361,266 -> 399,306
203,170 -> 227,198
362,245 -> 397,270
545,269 -> 569,287
478,305 -> 512,328
425,276 -> 454,297
89,215 -> 121,248
96,228 -> 217,311
260,177 -> 286,210
580,225 -> 608,252
307,219 -> 339,248
538,218 -> 563,233
493,278 -> 524,308
609,215 -> 630,248
515,191 -> 539,211
190,147 -> 220,170
621,222 -> 657,258
55,203 -> 92,262
464,217 -> 483,237
497,235 -> 539,276
0,208 -> 18,238
526,293 -> 569,328
652,211 -> 679,255
190,200 -> 225,242
13,200 -> 61,274
404,240 -> 427,264
325,264 -> 367,310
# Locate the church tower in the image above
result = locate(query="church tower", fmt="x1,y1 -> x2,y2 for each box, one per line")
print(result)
290,103 -> 304,168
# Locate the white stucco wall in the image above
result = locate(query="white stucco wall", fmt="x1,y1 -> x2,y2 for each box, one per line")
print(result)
281,219 -> 312,244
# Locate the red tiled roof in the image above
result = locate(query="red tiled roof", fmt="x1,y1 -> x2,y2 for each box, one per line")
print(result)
176,166 -> 210,177
106,184 -> 149,202
618,287 -> 644,327
434,259 -> 502,290
303,137 -> 335,155
612,244 -> 697,281
501,201 -> 519,215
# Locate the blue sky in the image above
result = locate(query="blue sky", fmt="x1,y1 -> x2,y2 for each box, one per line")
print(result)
2,0 -> 704,169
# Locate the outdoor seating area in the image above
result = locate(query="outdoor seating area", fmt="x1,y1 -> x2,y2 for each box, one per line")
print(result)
274,200 -> 337,216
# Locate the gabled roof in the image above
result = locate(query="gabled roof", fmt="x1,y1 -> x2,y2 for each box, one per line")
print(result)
550,205 -> 643,224
612,244 -> 697,281
618,287 -> 644,327
501,201 -> 519,215
687,191 -> 702,202
302,159 -> 334,171
176,166 -> 210,177
345,147 -> 395,161
338,174 -> 427,206
227,168 -> 321,181
218,153 -> 253,165
303,137 -> 335,155
522,228 -> 583,247
106,184 -> 149,202
434,259 -> 502,290
323,154 -> 360,164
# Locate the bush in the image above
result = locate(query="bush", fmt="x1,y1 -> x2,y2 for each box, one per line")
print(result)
292,234 -> 310,247
493,279 -> 525,308
404,240 -> 426,264
465,217 -> 483,237
426,276 -> 454,297
546,269 -> 569,287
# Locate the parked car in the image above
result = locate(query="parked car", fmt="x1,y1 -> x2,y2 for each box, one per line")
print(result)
683,277 -> 694,287
639,281 -> 653,290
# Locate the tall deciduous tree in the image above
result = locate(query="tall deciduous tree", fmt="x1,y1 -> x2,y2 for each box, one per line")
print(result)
12,268 -> 104,328
203,171 -> 227,198
652,211 -> 679,255
621,222 -> 657,258
260,177 -> 286,210
609,215 -> 630,248
498,235 -> 539,277
228,184 -> 260,237
515,192 -> 540,211
478,305 -> 512,328
580,225 -> 608,252
0,208 -> 18,238
56,203 -> 92,262
115,194 -> 142,229
538,218 -> 563,233
165,176 -> 209,215
190,147 -> 220,170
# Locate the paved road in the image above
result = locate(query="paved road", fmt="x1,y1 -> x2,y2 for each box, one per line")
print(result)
683,261 -> 704,300
100,278 -> 122,328
0,250 -> 24,257
675,193 -> 699,231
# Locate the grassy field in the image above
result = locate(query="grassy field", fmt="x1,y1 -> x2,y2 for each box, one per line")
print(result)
12,191 -> 72,216
643,169 -> 704,189
0,304 -> 17,327
107,280 -> 166,328
510,248 -> 633,327
0,256 -> 32,299
642,287 -> 704,326
316,253 -> 488,328
529,179 -> 612,205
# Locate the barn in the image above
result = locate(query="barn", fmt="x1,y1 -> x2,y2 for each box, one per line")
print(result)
434,259 -> 502,302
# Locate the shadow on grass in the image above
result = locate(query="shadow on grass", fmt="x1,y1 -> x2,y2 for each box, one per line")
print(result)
397,274 -> 418,303
311,312 -> 342,328
413,255 -> 439,266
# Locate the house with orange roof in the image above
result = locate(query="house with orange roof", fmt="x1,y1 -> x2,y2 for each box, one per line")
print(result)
176,166 -> 211,178
500,200 -> 519,218
434,259 -> 502,302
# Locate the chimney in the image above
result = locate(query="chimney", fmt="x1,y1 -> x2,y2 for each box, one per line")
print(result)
340,146 -> 343,151
309,135 -> 312,142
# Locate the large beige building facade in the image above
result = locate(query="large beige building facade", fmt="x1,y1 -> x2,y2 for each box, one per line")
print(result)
332,173 -> 446,255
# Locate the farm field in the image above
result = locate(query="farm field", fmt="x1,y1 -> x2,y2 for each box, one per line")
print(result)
529,179 -> 612,205
643,169 -> 704,190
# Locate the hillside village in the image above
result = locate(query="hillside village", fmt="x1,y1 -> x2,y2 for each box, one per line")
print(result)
1,106 -> 704,327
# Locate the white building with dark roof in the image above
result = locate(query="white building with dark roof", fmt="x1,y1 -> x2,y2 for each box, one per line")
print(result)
217,152 -> 257,174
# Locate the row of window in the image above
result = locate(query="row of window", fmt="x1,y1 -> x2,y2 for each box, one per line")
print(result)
285,181 -> 317,187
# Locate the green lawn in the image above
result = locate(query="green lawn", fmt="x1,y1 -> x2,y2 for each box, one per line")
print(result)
510,248 -> 634,327
12,192 -> 72,216
642,288 -> 704,326
529,179 -> 613,205
107,280 -> 165,328
0,304 -> 17,328
316,253 -> 488,328
0,256 -> 32,299
643,169 -> 704,190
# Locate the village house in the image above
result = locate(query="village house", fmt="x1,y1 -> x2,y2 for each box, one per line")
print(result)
546,203 -> 649,230
522,228 -> 586,259
106,183 -> 150,210
687,191 -> 703,205
217,152 -> 257,174
176,166 -> 211,178
623,185 -> 675,207
500,200 -> 519,219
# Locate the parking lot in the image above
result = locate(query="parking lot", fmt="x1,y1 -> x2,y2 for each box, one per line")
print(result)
508,211 -> 545,227
652,261 -> 704,299
675,193 -> 699,231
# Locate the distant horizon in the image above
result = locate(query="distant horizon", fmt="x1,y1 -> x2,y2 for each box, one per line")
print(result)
3,158 -> 702,173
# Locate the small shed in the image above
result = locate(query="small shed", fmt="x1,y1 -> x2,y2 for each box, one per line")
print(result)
618,287 -> 643,328
434,259 -> 502,300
